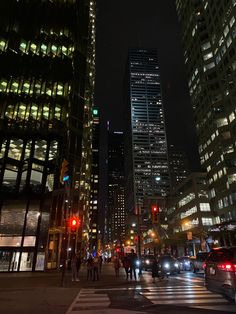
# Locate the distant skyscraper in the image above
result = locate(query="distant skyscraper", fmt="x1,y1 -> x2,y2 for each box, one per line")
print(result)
107,130 -> 125,244
125,48 -> 169,214
168,144 -> 190,190
176,1 -> 236,223
89,108 -> 100,252
0,0 -> 96,271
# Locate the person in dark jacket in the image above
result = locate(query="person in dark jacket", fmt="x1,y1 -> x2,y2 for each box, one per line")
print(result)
152,256 -> 159,283
122,255 -> 131,280
129,249 -> 137,280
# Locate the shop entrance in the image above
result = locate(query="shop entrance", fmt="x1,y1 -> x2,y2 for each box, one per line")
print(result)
0,249 -> 34,272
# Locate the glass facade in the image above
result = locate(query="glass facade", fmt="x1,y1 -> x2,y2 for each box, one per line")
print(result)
125,49 -> 169,213
0,0 -> 95,271
176,0 -> 236,223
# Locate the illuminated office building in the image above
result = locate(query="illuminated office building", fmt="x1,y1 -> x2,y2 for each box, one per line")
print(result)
107,130 -> 125,244
89,108 -> 100,252
125,48 -> 169,215
176,1 -> 236,224
0,0 -> 96,271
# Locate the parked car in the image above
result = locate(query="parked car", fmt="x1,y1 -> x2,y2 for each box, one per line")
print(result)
177,256 -> 192,271
192,251 -> 209,273
158,255 -> 180,275
205,247 -> 236,303
141,255 -> 155,270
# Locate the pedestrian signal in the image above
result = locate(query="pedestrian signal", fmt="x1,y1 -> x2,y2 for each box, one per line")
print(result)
60,159 -> 69,184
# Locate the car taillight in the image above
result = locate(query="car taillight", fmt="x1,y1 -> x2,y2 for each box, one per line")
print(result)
217,263 -> 236,272
202,262 -> 206,269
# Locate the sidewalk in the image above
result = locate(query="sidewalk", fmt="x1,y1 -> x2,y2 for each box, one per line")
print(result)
0,263 -> 140,314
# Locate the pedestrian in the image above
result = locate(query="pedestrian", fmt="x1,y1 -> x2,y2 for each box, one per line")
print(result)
122,255 -> 131,280
93,254 -> 99,281
76,253 -> 81,279
87,255 -> 93,280
152,256 -> 159,283
71,253 -> 80,281
98,255 -> 103,274
129,249 -> 137,280
113,255 -> 121,277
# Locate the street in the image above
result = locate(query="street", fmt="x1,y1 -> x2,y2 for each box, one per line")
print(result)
66,264 -> 236,314
1,263 -> 236,314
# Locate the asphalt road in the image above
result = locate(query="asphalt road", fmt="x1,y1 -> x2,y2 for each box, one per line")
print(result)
1,264 -> 236,314
66,266 -> 236,314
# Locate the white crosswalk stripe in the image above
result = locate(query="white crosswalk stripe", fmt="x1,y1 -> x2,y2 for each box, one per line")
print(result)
141,285 -> 231,309
66,288 -> 110,313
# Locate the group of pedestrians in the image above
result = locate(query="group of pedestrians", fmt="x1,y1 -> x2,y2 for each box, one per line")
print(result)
113,249 -> 138,280
71,252 -> 103,282
86,254 -> 103,281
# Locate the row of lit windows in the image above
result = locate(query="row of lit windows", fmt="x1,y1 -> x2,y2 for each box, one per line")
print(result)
0,38 -> 75,58
4,102 -> 64,122
178,192 -> 195,207
199,111 -> 235,157
0,79 -> 71,97
0,138 -> 58,161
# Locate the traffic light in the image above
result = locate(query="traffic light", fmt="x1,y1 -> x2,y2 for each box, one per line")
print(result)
68,216 -> 80,233
152,205 -> 159,223
60,159 -> 69,184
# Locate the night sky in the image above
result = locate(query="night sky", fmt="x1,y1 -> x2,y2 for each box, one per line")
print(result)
95,0 -> 201,171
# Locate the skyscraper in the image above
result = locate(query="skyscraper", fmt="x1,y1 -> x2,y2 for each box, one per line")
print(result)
176,1 -> 236,224
168,144 -> 190,190
0,0 -> 96,271
125,48 -> 169,215
89,107 -> 100,252
107,130 -> 125,245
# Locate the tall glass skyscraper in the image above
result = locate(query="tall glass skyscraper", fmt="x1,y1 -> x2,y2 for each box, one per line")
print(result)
107,130 -> 125,245
125,48 -> 169,214
176,1 -> 236,227
0,0 -> 96,271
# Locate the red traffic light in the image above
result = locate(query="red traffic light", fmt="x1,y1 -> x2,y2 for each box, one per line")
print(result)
69,216 -> 80,232
151,205 -> 159,223
152,205 -> 158,212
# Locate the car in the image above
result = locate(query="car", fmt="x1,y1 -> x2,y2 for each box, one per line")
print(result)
205,247 -> 236,303
141,255 -> 155,270
177,256 -> 192,271
158,255 -> 180,275
192,251 -> 209,273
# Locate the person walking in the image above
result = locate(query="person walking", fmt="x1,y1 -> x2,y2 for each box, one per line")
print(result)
129,249 -> 137,280
152,256 -> 159,283
93,254 -> 99,281
86,255 -> 93,280
113,256 -> 121,277
71,253 -> 80,281
98,255 -> 103,274
122,255 -> 131,280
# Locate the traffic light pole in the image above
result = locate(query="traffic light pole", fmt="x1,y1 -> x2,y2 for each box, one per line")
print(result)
137,205 -> 142,276
60,179 -> 70,287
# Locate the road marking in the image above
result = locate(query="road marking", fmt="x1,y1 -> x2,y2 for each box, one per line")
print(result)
142,285 -> 230,307
66,289 -> 110,313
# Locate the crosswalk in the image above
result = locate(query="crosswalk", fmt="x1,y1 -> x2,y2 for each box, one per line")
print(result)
141,284 -> 236,311
67,285 -> 236,313
66,288 -> 110,313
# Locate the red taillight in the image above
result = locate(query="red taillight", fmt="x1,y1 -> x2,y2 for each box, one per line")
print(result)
217,263 -> 235,272
202,262 -> 206,269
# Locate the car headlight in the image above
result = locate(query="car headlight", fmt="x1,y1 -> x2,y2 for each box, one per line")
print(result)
164,263 -> 170,269
146,259 -> 150,264
136,260 -> 140,266
174,263 -> 179,268
184,261 -> 190,266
